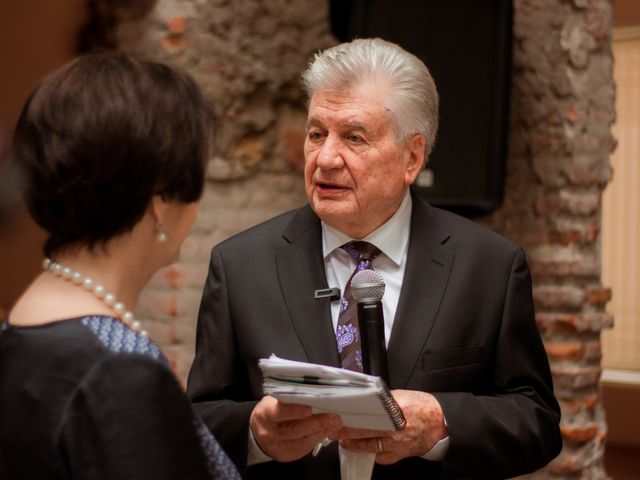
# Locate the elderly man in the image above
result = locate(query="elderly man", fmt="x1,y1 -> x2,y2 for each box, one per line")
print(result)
188,38 -> 562,479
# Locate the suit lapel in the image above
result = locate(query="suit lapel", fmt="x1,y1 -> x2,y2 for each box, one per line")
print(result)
387,194 -> 455,388
275,206 -> 341,367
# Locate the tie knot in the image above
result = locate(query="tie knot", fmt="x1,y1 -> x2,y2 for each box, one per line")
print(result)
342,241 -> 381,263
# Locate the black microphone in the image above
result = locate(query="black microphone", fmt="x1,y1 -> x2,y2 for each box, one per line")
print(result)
351,270 -> 389,384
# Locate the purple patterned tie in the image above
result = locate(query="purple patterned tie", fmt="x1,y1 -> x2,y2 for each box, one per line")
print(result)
336,241 -> 381,372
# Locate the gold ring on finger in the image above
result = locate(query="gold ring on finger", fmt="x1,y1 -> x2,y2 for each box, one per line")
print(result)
377,437 -> 384,453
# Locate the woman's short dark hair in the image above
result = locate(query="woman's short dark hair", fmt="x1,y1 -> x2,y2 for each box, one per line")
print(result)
12,50 -> 215,257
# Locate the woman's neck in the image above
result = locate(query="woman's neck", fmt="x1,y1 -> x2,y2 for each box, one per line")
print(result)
9,242 -> 157,327
53,247 -> 150,310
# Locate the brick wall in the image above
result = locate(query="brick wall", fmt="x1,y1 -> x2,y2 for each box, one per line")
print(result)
480,1 -> 615,478
117,0 -> 614,477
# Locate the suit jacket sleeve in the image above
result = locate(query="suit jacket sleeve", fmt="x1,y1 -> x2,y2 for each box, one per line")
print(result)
187,247 -> 257,474
433,248 -> 562,478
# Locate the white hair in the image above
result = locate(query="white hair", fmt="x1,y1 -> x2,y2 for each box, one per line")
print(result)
302,38 -> 439,155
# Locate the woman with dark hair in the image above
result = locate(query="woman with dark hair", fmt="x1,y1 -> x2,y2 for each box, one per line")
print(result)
0,51 -> 240,479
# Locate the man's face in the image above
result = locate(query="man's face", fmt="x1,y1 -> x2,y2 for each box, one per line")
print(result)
304,83 -> 424,238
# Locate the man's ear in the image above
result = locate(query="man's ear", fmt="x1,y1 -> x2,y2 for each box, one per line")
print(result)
403,134 -> 426,186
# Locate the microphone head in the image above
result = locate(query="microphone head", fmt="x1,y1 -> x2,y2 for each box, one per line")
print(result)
351,269 -> 385,302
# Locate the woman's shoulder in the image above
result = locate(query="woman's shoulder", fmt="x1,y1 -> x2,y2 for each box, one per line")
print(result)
78,315 -> 165,361
57,341 -> 220,480
78,348 -> 179,398
2,314 -> 162,357
1,315 -> 169,392
1,315 -> 107,367
67,316 -> 179,408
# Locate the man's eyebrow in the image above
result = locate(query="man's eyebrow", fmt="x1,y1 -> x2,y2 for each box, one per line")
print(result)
306,116 -> 322,128
342,121 -> 368,132
305,117 -> 372,134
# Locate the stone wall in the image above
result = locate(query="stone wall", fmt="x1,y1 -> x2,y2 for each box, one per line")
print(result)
116,0 -> 336,381
117,0 -> 615,477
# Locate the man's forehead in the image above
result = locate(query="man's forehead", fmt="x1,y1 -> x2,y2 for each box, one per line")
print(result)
306,90 -> 390,129
306,115 -> 372,129
309,87 -> 386,108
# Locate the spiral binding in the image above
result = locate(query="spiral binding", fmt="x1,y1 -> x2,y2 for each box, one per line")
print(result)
376,381 -> 407,430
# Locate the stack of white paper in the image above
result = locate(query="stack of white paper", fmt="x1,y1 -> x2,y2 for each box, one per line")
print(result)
259,355 -> 406,431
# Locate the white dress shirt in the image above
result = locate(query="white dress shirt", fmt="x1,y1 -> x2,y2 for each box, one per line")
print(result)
322,189 -> 412,345
248,190 -> 448,465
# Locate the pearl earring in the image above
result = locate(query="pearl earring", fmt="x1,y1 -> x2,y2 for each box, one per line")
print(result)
156,223 -> 167,243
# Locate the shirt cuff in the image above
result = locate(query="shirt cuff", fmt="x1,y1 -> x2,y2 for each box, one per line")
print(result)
421,412 -> 449,461
420,435 -> 450,461
247,427 -> 273,466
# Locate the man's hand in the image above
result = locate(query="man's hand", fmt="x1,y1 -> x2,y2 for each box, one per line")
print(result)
338,390 -> 448,465
249,395 -> 343,462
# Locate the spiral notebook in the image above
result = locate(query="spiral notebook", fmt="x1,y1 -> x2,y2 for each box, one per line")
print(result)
259,355 -> 406,431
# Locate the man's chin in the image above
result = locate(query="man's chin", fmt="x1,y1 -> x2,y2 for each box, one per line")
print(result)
310,201 -> 355,225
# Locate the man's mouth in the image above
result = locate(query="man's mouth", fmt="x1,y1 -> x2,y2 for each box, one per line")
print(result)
317,181 -> 347,190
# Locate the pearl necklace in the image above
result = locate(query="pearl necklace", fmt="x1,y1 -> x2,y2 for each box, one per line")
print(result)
43,258 -> 147,336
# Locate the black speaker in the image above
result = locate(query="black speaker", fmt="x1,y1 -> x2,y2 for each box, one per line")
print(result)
330,0 -> 512,217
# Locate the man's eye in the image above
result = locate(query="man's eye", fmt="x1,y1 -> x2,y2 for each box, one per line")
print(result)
308,131 -> 324,141
347,134 -> 364,144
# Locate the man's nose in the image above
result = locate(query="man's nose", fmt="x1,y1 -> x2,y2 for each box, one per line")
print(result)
316,135 -> 344,170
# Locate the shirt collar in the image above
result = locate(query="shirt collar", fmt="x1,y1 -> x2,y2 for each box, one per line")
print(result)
321,189 -> 412,266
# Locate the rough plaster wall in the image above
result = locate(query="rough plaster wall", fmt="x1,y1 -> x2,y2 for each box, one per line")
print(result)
118,0 -> 614,477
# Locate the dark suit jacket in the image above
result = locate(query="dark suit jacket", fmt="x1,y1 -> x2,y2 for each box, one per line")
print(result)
187,192 -> 562,479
